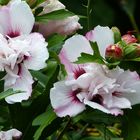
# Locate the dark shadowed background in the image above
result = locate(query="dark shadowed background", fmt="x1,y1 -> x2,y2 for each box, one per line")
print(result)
61,0 -> 140,35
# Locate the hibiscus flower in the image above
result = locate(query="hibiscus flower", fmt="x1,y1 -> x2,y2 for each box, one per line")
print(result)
0,0 -> 49,104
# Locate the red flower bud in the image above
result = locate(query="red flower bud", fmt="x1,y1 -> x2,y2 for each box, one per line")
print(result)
122,34 -> 137,44
105,45 -> 123,60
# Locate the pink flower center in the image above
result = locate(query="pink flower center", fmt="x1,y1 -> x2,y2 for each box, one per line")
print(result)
92,94 -> 103,105
24,55 -> 29,60
73,66 -> 86,79
112,91 -> 121,97
71,89 -> 81,102
7,31 -> 20,38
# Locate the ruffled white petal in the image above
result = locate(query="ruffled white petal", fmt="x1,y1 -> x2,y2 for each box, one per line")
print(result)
23,33 -> 49,70
61,35 -> 92,62
103,94 -> 131,109
9,0 -> 34,35
0,7 -> 10,35
5,64 -> 34,104
0,34 -> 17,70
59,48 -> 75,72
122,81 -> 140,105
66,73 -> 93,89
86,25 -> 114,57
107,67 -> 140,106
84,99 -> 111,114
50,81 -> 85,117
0,0 -> 34,36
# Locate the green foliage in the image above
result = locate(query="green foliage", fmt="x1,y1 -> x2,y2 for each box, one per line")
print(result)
1,0 -> 140,140
75,42 -> 104,64
0,89 -> 22,101
26,0 -> 46,8
33,106 -> 56,140
0,0 -> 9,5
36,9 -> 75,23
47,34 -> 66,53
121,105 -> 140,140
111,27 -> 121,43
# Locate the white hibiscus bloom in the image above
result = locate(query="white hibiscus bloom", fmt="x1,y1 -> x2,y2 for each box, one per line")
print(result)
0,33 -> 49,104
0,0 -> 49,104
36,0 -> 82,37
50,64 -> 140,117
50,32 -> 140,117
50,81 -> 86,117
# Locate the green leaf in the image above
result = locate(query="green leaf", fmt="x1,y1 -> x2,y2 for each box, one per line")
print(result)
43,60 -> 58,85
32,112 -> 49,126
35,0 -> 45,6
31,71 -> 47,88
118,40 -> 137,58
0,89 -> 21,100
90,42 -> 101,56
35,9 -> 75,23
31,60 -> 58,88
121,105 -> 140,140
75,53 -> 104,64
27,0 -> 45,8
0,105 -> 11,127
77,109 -> 120,125
127,57 -> 140,61
81,137 -> 103,140
0,0 -> 9,5
33,107 -> 56,140
94,124 -> 117,138
124,45 -> 136,56
48,34 -> 66,48
75,110 -> 120,139
81,137 -> 123,140
118,40 -> 127,49
107,61 -> 120,69
75,42 -> 104,64
111,27 -> 121,43
48,34 -> 66,53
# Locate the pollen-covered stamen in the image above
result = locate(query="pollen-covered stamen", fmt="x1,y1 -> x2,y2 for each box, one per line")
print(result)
92,94 -> 103,105
7,31 -> 20,38
73,66 -> 86,79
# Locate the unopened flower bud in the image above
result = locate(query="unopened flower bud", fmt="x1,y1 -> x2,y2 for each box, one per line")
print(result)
105,45 -> 123,61
122,34 -> 137,44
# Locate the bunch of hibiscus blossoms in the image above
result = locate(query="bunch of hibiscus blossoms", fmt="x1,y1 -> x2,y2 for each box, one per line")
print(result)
0,0 -> 81,104
50,26 -> 140,117
1,0 -> 140,139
